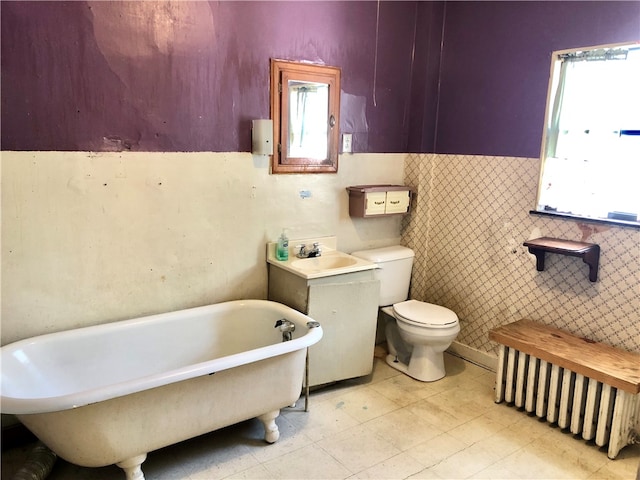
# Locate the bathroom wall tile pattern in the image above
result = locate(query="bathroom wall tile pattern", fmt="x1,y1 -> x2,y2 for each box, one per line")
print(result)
402,153 -> 434,293
403,154 -> 640,355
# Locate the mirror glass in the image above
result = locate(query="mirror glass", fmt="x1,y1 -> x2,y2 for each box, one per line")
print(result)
271,59 -> 340,174
288,80 -> 329,160
534,42 -> 640,228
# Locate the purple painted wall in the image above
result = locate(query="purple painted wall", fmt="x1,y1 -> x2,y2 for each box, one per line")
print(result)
434,1 -> 640,158
1,1 -> 420,152
2,1 -> 638,156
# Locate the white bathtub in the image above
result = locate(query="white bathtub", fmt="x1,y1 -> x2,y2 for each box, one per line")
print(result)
1,300 -> 322,480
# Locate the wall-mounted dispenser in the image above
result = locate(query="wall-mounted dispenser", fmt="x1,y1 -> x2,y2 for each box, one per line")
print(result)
252,119 -> 273,155
346,185 -> 413,217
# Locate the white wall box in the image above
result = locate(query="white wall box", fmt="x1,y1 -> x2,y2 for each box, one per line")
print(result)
347,185 -> 412,217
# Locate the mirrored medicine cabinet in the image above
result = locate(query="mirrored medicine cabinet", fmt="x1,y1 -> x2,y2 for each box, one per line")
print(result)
533,41 -> 640,228
270,59 -> 341,174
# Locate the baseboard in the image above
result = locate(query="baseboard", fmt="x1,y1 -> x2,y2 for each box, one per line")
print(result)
447,341 -> 497,372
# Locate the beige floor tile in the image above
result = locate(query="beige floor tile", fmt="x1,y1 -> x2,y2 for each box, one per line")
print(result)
417,371 -> 470,395
350,451 -> 426,479
447,414 -> 508,447
471,420 -> 535,458
188,458 -> 259,480
494,438 -> 600,480
406,393 -> 482,432
284,395 -> 361,442
405,432 -> 469,468
369,357 -> 404,384
223,463 -> 273,479
427,442 -> 502,479
369,371 -> 443,407
327,384 -> 401,423
178,442 -> 260,480
261,443 -> 351,479
317,424 -> 402,473
309,374 -> 373,404
406,468 -> 446,479
472,462 -> 522,479
533,427 -> 609,473
588,445 -> 640,480
501,413 -> 557,440
141,449 -> 194,480
474,370 -> 498,389
481,401 -> 532,427
363,408 -> 444,451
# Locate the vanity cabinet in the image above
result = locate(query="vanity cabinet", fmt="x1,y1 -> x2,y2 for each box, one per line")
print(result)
268,267 -> 379,387
347,185 -> 412,217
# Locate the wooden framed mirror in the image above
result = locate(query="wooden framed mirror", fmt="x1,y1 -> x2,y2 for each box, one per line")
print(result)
270,59 -> 341,174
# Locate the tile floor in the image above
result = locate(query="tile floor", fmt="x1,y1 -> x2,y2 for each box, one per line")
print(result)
2,353 -> 639,479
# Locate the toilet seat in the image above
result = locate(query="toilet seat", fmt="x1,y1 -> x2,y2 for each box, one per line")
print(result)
393,300 -> 458,328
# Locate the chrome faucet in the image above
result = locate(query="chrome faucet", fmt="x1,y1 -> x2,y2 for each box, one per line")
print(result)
295,242 -> 322,258
274,319 -> 296,341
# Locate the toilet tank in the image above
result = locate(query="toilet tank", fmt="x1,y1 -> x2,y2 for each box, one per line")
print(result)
351,246 -> 415,306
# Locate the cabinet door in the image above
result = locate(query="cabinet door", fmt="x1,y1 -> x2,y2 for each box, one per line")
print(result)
385,190 -> 410,214
306,279 -> 380,387
365,192 -> 387,215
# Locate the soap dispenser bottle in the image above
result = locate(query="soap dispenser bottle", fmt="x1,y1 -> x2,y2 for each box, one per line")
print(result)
276,229 -> 289,261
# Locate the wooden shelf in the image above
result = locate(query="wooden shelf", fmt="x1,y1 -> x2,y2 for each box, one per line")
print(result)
523,237 -> 600,282
489,319 -> 640,394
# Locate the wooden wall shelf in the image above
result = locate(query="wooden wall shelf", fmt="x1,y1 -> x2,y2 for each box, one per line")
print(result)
523,237 -> 600,282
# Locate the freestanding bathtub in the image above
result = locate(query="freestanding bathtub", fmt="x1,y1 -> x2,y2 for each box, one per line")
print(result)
1,300 -> 322,480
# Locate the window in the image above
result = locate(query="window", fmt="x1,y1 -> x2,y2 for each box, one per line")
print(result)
534,42 -> 640,227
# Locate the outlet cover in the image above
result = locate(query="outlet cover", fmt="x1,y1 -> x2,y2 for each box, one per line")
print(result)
342,133 -> 352,153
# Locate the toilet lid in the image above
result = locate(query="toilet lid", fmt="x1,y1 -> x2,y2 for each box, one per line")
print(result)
392,300 -> 458,328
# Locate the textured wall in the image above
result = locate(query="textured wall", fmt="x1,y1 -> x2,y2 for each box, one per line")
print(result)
400,1 -> 640,357
1,151 -> 407,344
0,1 -> 423,153
434,1 -> 640,158
4,2 -> 636,157
2,1 -> 638,354
403,154 -> 640,355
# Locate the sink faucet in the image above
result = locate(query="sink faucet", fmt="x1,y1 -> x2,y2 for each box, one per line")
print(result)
296,242 -> 322,258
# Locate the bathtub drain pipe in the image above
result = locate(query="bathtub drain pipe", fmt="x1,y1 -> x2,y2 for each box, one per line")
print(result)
305,348 -> 310,412
304,321 -> 321,412
12,442 -> 57,480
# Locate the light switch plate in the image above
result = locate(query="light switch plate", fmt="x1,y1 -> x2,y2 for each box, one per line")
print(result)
342,133 -> 352,153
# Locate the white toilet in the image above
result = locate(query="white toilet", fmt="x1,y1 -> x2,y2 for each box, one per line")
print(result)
351,245 -> 460,382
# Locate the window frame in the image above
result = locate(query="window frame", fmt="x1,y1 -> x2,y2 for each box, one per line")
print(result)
532,41 -> 640,229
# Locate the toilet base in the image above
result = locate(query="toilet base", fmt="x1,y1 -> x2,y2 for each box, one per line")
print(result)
385,347 -> 446,382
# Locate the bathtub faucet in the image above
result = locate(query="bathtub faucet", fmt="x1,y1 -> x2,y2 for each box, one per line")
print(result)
274,319 -> 296,341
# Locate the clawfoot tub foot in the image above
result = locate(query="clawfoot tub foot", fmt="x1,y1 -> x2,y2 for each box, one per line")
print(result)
257,409 -> 281,443
116,454 -> 147,480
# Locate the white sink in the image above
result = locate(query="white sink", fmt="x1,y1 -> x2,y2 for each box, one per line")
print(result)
290,253 -> 358,271
267,236 -> 377,279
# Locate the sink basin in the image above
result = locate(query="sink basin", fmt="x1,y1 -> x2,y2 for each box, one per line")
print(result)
291,254 -> 358,271
267,237 -> 377,279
